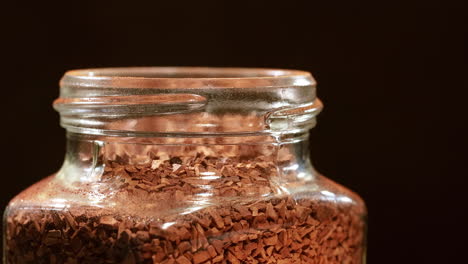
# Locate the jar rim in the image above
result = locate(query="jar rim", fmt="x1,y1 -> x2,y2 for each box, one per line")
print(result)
55,67 -> 320,137
61,67 -> 315,89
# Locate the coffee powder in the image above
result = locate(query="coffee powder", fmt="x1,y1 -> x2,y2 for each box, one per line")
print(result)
5,154 -> 365,264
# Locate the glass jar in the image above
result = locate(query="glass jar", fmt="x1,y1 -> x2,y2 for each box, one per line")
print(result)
4,67 -> 366,264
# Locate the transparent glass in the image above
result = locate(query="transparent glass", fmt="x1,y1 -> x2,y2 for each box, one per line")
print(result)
4,67 -> 366,264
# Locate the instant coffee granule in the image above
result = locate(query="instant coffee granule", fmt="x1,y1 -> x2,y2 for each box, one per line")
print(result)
5,153 -> 365,264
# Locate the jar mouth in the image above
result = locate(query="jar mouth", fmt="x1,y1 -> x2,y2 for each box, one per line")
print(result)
61,67 -> 315,89
55,67 -> 320,137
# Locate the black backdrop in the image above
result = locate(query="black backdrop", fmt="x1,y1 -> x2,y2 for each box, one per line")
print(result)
0,1 -> 463,263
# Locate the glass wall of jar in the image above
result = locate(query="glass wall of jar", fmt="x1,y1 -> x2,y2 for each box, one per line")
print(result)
4,67 -> 366,264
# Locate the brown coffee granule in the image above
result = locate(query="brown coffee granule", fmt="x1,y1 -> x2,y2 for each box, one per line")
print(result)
5,154 -> 365,264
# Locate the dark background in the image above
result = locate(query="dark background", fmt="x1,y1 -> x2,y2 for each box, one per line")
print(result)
0,1 -> 463,263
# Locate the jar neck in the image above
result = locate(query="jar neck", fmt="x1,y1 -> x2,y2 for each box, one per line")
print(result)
54,67 -> 321,137
56,131 -> 315,186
